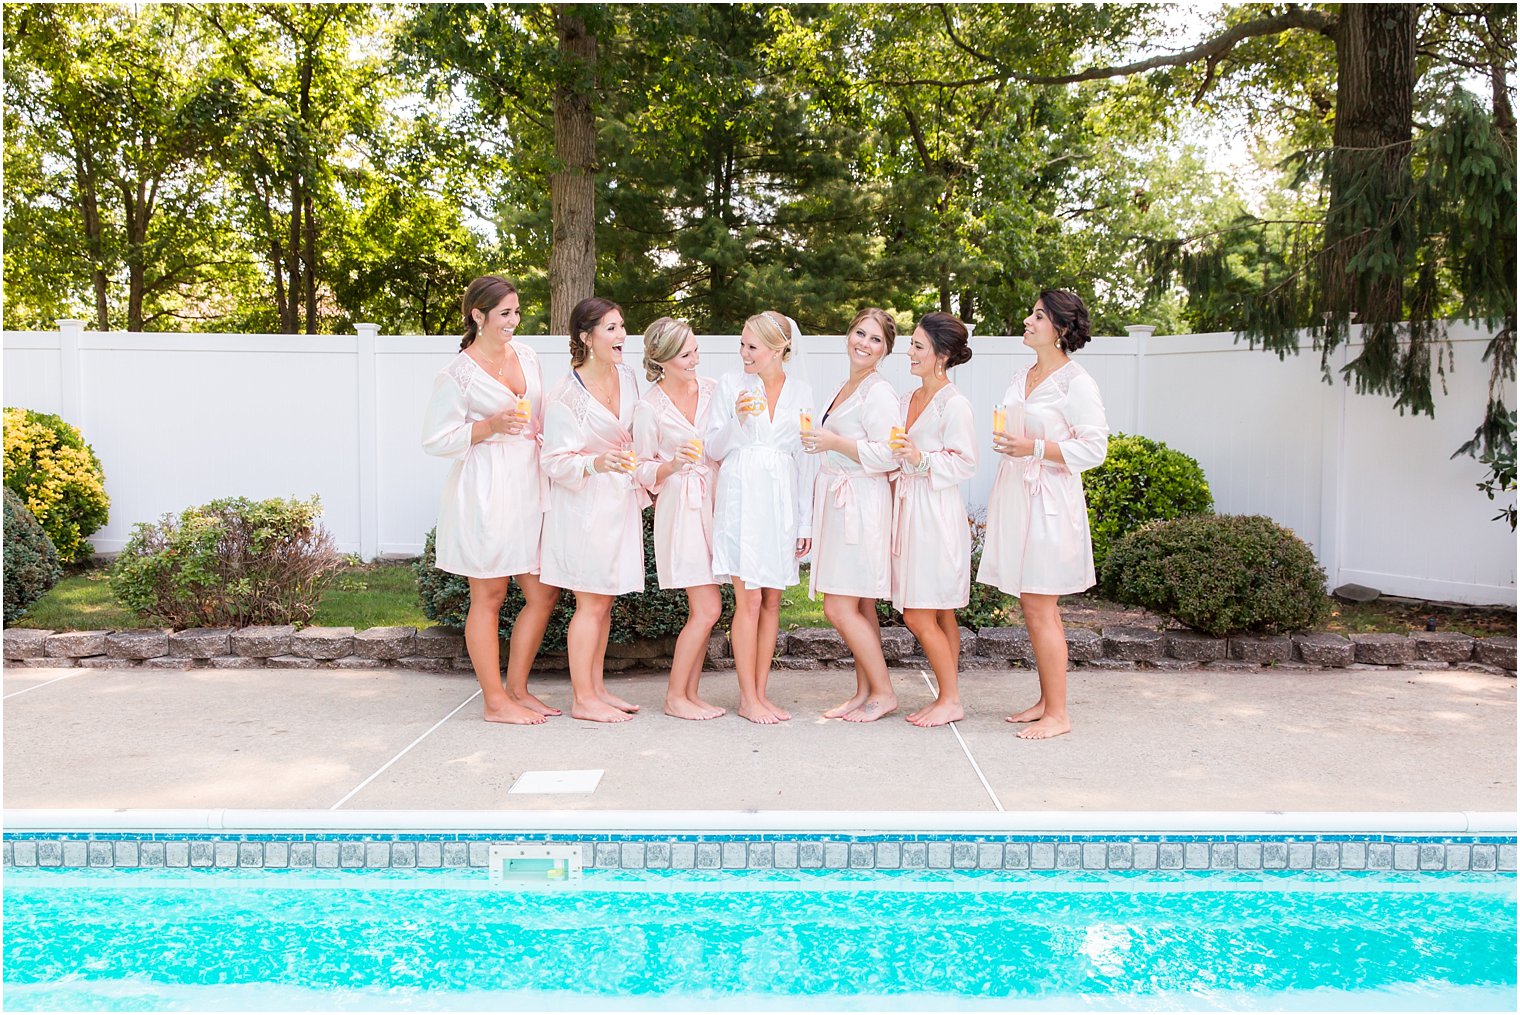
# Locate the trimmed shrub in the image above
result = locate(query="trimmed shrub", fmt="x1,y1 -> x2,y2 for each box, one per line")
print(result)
4,487 -> 63,625
415,509 -> 735,648
1101,514 -> 1329,636
877,509 -> 1013,628
2,407 -> 110,563
108,496 -> 342,627
1084,432 -> 1213,575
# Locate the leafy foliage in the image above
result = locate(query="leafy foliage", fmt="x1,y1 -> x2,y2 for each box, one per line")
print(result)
3,488 -> 63,625
414,510 -> 735,648
107,495 -> 342,627
1084,433 -> 1214,576
2,407 -> 110,564
1101,514 -> 1330,636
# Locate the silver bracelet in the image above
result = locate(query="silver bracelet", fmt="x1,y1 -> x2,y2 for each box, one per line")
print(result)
1033,439 -> 1045,461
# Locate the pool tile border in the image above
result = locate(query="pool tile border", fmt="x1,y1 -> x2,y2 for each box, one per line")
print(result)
4,831 -> 1514,872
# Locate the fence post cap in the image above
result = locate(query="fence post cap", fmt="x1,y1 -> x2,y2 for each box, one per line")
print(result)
1124,324 -> 1158,339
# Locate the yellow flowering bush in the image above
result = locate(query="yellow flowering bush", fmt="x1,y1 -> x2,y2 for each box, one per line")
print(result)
2,407 -> 110,564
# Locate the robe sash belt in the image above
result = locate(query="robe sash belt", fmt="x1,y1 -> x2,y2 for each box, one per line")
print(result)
1022,456 -> 1062,517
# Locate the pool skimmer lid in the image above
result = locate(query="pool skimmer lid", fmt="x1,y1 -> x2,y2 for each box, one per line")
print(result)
507,769 -> 604,795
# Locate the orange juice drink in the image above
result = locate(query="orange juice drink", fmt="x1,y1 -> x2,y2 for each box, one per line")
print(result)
889,425 -> 906,448
992,406 -> 1007,435
688,438 -> 704,456
799,410 -> 814,433
517,396 -> 531,417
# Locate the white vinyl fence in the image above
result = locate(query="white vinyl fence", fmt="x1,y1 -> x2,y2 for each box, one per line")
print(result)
3,319 -> 1514,605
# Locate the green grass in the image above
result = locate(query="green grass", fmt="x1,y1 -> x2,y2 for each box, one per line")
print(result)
777,568 -> 827,629
12,563 -> 428,632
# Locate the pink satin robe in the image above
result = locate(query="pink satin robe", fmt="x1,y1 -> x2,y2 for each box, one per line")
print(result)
977,360 -> 1109,595
633,377 -> 720,589
809,372 -> 898,600
889,384 -> 979,613
421,345 -> 546,579
540,364 -> 650,595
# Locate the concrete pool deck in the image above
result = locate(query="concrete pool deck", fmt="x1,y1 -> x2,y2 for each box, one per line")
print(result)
3,663 -> 1514,815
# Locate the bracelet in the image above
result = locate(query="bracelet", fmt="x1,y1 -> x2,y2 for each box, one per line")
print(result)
585,457 -> 598,477
1033,439 -> 1045,461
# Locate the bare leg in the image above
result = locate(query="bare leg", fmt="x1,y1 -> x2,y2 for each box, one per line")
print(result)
567,592 -> 629,723
756,587 -> 790,720
465,577 -> 544,725
903,608 -> 964,727
825,595 -> 896,723
504,572 -> 561,715
666,585 -> 724,720
731,579 -> 780,723
589,605 -> 638,712
822,594 -> 869,718
1014,593 -> 1070,739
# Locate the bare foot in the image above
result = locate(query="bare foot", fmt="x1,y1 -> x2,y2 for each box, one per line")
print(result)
483,700 -> 548,725
824,691 -> 868,719
690,696 -> 726,718
760,697 -> 791,721
1006,702 -> 1045,724
599,691 -> 641,713
571,700 -> 635,723
509,691 -> 561,716
909,700 -> 964,727
843,696 -> 898,723
738,701 -> 782,725
664,697 -> 724,721
1016,714 -> 1071,740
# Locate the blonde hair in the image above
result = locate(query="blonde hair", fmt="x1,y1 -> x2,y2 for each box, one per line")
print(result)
642,317 -> 695,381
744,310 -> 792,362
848,307 -> 897,355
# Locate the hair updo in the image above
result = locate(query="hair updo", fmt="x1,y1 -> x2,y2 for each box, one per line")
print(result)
459,275 -> 519,351
642,317 -> 695,382
1039,289 -> 1092,352
848,307 -> 897,356
916,312 -> 973,370
568,296 -> 622,368
744,310 -> 793,362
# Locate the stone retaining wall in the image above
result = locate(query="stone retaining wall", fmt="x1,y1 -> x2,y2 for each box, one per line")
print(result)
4,625 -> 1514,674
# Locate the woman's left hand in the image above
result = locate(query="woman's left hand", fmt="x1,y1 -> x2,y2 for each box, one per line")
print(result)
891,434 -> 923,468
801,428 -> 840,454
795,538 -> 812,559
993,432 -> 1035,458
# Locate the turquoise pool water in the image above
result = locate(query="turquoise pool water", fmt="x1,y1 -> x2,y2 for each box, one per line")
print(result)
3,868 -> 1515,1011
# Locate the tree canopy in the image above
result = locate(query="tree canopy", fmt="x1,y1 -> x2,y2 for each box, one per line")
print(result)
4,3 -> 1515,516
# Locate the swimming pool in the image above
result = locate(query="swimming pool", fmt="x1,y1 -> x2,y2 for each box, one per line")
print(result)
4,866 -> 1515,1011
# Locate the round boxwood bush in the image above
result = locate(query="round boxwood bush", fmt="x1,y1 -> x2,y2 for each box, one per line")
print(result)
108,495 -> 342,627
2,407 -> 110,564
1101,514 -> 1329,636
415,509 -> 735,649
4,487 -> 62,625
1084,433 -> 1213,575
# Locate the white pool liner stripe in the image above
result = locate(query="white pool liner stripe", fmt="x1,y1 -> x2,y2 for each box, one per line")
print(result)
328,689 -> 481,810
5,808 -> 1514,834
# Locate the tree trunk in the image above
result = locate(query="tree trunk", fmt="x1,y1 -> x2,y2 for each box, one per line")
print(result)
125,179 -> 147,331
287,177 -> 303,333
74,154 -> 110,330
303,190 -> 317,334
548,7 -> 598,334
1322,4 -> 1416,324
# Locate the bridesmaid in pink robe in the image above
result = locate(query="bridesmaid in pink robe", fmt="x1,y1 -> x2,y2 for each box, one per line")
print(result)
801,308 -> 901,723
541,298 -> 650,723
421,276 -> 561,726
632,317 -> 725,721
978,289 -> 1109,741
888,313 -> 978,728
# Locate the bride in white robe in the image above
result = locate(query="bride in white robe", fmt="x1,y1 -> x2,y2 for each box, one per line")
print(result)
706,311 -> 817,724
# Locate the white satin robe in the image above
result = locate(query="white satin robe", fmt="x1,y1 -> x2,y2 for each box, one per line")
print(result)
809,372 -> 898,600
633,377 -> 720,589
540,364 -> 650,595
977,360 -> 1110,595
706,368 -> 818,591
421,345 -> 546,579
890,384 -> 979,613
